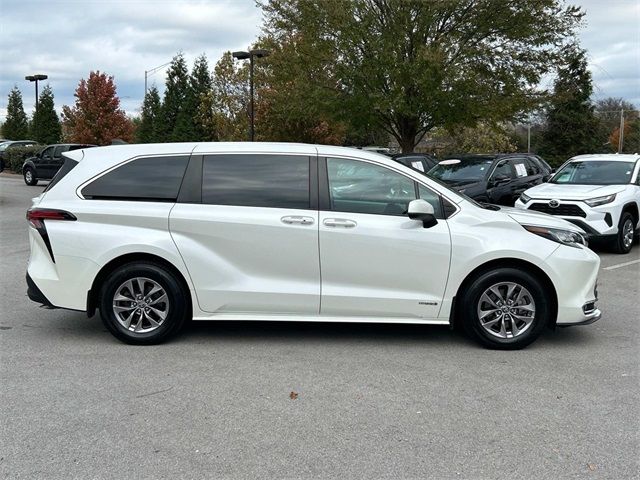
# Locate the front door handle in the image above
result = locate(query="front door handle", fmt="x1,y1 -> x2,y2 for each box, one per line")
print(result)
324,218 -> 357,228
281,215 -> 315,226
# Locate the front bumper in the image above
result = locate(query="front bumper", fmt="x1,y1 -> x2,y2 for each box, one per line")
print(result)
559,308 -> 601,326
515,198 -> 617,237
544,244 -> 601,326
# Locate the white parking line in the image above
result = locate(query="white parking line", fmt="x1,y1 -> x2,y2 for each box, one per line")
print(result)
603,259 -> 640,271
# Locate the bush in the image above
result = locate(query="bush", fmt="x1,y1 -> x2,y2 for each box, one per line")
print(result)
4,145 -> 43,173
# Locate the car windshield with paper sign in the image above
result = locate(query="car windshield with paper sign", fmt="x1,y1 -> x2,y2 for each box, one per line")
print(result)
427,154 -> 547,207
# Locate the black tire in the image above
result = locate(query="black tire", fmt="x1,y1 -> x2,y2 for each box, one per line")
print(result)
99,261 -> 189,345
460,268 -> 550,350
612,212 -> 635,254
23,167 -> 38,186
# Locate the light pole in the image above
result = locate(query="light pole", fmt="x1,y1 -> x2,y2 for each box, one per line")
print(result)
25,74 -> 48,140
144,61 -> 172,94
232,49 -> 270,141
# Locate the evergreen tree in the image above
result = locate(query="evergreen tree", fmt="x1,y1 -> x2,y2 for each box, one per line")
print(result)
2,86 -> 29,140
539,45 -> 600,163
188,54 -> 213,141
158,53 -> 190,142
137,85 -> 161,143
32,85 -> 61,144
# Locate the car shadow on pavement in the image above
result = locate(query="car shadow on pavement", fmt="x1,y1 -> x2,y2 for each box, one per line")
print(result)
24,309 -> 597,350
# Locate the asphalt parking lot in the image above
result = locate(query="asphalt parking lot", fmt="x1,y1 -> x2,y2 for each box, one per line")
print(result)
1,172 -> 638,479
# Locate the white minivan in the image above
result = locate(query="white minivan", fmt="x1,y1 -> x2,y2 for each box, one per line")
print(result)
26,143 -> 601,349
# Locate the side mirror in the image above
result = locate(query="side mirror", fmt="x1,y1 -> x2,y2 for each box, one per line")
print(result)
408,199 -> 438,228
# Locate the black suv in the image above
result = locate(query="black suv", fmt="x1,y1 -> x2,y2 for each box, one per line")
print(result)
22,143 -> 95,185
428,154 -> 548,206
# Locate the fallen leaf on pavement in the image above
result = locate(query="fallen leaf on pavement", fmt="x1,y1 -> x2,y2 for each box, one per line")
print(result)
289,391 -> 299,400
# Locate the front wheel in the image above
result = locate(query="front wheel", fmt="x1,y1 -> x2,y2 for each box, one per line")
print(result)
612,212 -> 635,254
460,268 -> 550,350
99,261 -> 189,345
23,168 -> 38,186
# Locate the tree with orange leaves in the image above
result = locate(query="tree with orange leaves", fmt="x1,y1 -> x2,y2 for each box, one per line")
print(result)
62,71 -> 134,145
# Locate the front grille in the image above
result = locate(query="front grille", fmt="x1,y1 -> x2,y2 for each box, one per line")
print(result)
528,202 -> 586,218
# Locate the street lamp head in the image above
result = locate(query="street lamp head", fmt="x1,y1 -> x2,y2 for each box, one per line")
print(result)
25,74 -> 48,82
250,49 -> 270,59
232,51 -> 251,60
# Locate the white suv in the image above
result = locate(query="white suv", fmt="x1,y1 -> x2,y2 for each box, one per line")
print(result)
515,154 -> 640,253
27,143 -> 601,349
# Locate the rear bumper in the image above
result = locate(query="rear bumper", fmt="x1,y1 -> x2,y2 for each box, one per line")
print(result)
26,272 -> 57,308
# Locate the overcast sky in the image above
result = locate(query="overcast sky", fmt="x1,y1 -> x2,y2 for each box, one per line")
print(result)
0,0 -> 638,123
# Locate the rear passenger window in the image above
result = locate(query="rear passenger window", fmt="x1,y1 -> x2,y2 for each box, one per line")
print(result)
82,156 -> 189,201
202,154 -> 310,209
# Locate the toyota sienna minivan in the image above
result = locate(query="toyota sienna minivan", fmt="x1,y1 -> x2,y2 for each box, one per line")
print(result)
26,143 -> 601,349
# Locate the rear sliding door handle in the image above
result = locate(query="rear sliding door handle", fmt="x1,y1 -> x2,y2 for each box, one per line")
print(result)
281,215 -> 315,226
323,218 -> 357,228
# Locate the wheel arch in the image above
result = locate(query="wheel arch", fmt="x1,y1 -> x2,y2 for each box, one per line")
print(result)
621,202 -> 639,227
86,252 -> 193,318
450,257 -> 558,328
22,159 -> 36,173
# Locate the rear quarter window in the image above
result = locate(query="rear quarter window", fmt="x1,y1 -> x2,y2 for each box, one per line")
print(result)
81,156 -> 189,201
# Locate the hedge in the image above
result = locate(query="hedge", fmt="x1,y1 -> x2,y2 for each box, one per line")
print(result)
3,145 -> 43,173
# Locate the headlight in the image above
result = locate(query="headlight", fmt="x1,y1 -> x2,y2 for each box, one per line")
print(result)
523,225 -> 587,248
519,192 -> 531,203
584,194 -> 616,207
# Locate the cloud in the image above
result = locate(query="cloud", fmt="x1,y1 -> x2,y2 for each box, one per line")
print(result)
0,0 -> 638,124
0,0 -> 262,119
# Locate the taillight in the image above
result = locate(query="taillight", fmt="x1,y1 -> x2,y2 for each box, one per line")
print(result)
26,208 -> 76,262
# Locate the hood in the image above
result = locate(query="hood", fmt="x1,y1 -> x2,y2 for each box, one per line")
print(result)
524,182 -> 624,200
499,206 -> 585,233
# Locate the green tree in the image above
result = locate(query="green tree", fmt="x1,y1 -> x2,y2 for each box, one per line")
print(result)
136,85 -> 162,143
198,51 -> 249,141
158,53 -> 190,142
187,54 -> 213,141
31,85 -> 61,144
539,45 -> 600,164
259,0 -> 583,152
2,86 -> 29,140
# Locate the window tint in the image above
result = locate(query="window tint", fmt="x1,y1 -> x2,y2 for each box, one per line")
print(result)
418,184 -> 444,218
82,156 -> 189,201
524,158 -> 540,176
202,154 -> 310,209
492,161 -> 514,179
53,146 -> 65,158
40,146 -> 54,158
327,157 -> 416,216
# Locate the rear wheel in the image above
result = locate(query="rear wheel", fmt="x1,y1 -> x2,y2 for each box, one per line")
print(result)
612,212 -> 635,254
460,268 -> 550,350
24,168 -> 38,186
99,262 -> 189,345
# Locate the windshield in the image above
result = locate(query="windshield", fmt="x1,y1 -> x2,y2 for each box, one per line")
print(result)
551,160 -> 635,185
429,158 -> 493,184
0,143 -> 10,151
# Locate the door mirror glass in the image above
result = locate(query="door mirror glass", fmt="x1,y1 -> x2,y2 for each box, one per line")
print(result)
408,199 -> 437,228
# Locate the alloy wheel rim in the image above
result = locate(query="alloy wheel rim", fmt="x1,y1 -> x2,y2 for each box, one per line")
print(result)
623,220 -> 634,249
477,282 -> 536,339
25,171 -> 32,182
112,277 -> 169,333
